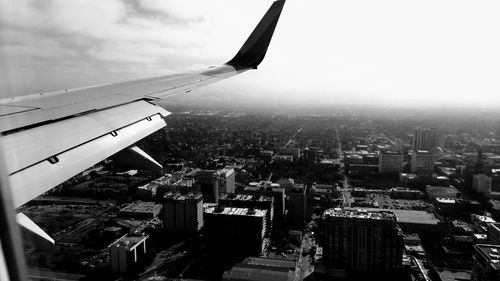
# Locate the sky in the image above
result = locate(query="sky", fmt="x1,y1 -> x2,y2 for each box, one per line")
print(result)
1,0 -> 500,108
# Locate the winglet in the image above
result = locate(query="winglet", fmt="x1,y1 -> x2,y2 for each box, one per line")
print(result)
226,0 -> 285,69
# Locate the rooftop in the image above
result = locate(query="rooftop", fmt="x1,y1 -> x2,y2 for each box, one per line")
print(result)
163,191 -> 202,201
109,235 -> 148,251
474,244 -> 500,271
323,208 -> 397,221
247,181 -> 282,190
204,206 -> 267,217
219,193 -> 273,202
119,201 -> 161,214
223,257 -> 295,281
214,168 -> 235,178
435,197 -> 456,204
351,207 -> 440,225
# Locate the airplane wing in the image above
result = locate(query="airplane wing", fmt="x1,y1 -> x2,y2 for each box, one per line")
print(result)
0,0 -> 286,209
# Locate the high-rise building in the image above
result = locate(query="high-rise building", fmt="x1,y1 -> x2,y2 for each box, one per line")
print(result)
413,127 -> 443,151
219,193 -> 274,235
193,168 -> 236,203
162,192 -> 203,235
194,169 -> 217,202
109,235 -> 148,273
473,174 -> 492,196
244,181 -> 285,221
213,168 -> 236,197
411,150 -> 435,173
471,244 -> 500,281
204,206 -> 267,257
287,184 -> 307,229
378,150 -> 404,174
304,148 -> 318,163
323,208 -> 404,278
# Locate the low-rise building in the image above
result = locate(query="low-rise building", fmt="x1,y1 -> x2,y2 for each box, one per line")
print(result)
390,187 -> 423,199
426,185 -> 461,202
488,223 -> 500,245
119,201 -> 162,219
471,244 -> 500,281
223,257 -> 298,281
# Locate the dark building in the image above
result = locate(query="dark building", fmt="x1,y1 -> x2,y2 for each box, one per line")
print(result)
194,169 -> 217,203
304,147 -> 318,163
204,206 -> 267,257
162,192 -> 203,235
219,193 -> 274,235
244,181 -> 285,222
287,184 -> 307,229
322,208 -> 404,278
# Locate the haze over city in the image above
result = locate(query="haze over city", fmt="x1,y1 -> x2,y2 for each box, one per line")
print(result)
2,0 -> 500,108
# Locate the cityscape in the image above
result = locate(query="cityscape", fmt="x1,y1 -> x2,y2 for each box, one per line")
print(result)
1,1 -> 500,281
17,105 -> 500,281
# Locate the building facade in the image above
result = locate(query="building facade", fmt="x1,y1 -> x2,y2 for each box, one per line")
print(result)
109,235 -> 148,273
473,174 -> 493,196
411,150 -> 435,173
322,208 -> 404,278
204,206 -> 267,257
413,127 -> 443,151
244,181 -> 285,221
219,193 -> 274,235
287,184 -> 307,229
162,192 -> 203,235
378,150 -> 404,174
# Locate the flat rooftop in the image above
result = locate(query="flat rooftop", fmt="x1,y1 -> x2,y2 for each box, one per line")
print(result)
119,201 -> 161,213
324,208 -> 397,221
109,235 -> 148,251
219,193 -> 273,202
204,206 -> 267,217
163,191 -> 202,201
353,207 -> 440,225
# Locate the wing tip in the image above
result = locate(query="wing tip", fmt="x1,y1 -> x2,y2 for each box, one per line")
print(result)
226,0 -> 286,69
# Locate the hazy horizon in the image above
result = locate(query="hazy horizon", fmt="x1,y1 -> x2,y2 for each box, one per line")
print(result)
2,0 -> 499,109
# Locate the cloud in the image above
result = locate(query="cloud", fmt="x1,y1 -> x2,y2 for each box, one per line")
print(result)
1,0 -> 499,108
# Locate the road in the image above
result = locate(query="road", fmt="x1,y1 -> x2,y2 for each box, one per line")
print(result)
335,126 -> 352,207
270,127 -> 303,165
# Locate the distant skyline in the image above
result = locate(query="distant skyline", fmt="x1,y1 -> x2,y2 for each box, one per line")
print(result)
1,0 -> 500,108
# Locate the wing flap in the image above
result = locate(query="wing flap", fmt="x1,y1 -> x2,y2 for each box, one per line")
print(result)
9,112 -> 166,208
2,101 -> 170,175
